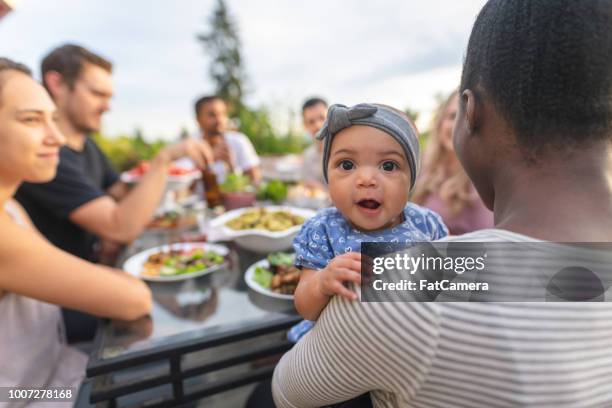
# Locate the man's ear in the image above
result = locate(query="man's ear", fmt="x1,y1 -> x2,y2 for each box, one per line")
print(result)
461,89 -> 481,134
43,71 -> 66,99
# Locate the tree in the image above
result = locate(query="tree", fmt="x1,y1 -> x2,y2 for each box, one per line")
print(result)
197,0 -> 247,116
196,0 -> 308,155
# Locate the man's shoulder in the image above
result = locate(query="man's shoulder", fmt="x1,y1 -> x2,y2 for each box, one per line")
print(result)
84,136 -> 101,149
224,131 -> 252,145
224,131 -> 260,168
59,137 -> 105,163
83,137 -> 108,158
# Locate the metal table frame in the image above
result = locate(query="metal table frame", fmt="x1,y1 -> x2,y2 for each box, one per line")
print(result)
83,314 -> 301,407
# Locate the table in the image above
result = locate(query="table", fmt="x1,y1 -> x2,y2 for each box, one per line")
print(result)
81,228 -> 301,407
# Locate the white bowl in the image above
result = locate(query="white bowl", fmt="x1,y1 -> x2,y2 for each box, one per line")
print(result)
245,259 -> 294,300
123,242 -> 229,282
208,205 -> 316,253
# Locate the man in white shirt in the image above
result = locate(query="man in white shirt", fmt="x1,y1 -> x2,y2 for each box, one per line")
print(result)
194,96 -> 261,184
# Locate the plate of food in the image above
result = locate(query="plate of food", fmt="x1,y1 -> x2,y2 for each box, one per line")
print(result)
147,209 -> 197,230
123,242 -> 229,282
209,206 -> 316,252
121,161 -> 201,190
245,252 -> 300,300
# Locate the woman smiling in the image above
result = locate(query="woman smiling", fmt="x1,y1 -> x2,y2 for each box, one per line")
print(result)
0,58 -> 151,402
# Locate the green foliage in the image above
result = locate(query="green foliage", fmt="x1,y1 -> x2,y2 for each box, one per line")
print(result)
92,130 -> 167,172
404,107 -> 420,123
418,129 -> 431,152
197,0 -> 246,116
403,105 -> 430,150
198,0 -> 307,155
238,106 -> 308,155
197,0 -> 433,156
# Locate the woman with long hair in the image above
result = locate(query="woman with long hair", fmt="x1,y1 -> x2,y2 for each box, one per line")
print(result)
272,1 -> 612,406
0,58 -> 152,403
412,91 -> 493,234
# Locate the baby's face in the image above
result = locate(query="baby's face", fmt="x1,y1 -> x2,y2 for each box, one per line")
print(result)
327,125 -> 412,232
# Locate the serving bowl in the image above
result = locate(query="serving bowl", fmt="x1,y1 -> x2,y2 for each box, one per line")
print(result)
208,205 -> 316,253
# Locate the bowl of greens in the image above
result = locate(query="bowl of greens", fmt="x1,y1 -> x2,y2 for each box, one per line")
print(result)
220,173 -> 257,210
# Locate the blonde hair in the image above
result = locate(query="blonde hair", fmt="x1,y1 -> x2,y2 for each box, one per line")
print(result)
412,91 -> 477,214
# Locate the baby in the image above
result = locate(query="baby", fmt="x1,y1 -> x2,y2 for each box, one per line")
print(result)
289,103 -> 448,342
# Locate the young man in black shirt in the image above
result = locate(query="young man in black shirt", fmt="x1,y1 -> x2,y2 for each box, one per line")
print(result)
15,44 -> 213,342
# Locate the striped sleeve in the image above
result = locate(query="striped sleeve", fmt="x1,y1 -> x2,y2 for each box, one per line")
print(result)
274,229 -> 612,407
272,293 -> 442,407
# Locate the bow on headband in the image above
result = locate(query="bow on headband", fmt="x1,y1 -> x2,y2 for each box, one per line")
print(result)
316,103 -> 420,189
316,104 -> 379,139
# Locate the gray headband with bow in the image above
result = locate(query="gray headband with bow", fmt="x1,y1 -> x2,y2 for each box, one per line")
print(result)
316,103 -> 420,189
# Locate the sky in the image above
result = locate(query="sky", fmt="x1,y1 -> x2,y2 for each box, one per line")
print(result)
0,0 -> 487,140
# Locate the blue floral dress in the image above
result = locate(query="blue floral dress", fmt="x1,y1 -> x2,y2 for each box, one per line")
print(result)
288,203 -> 448,341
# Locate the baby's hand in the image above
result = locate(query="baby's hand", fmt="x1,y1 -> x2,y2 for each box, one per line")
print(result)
318,252 -> 362,300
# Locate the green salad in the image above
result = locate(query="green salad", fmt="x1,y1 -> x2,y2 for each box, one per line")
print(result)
252,252 -> 300,295
253,266 -> 274,288
220,173 -> 255,193
142,248 -> 225,278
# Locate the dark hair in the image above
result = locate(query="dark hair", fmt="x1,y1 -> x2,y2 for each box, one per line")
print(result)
41,44 -> 112,90
460,0 -> 612,154
194,95 -> 225,116
0,58 -> 32,103
0,58 -> 31,77
302,97 -> 328,114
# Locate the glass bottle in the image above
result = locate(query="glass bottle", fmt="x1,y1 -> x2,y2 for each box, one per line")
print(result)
201,168 -> 223,208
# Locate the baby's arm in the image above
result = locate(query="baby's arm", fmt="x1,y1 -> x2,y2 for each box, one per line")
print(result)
294,252 -> 362,321
294,268 -> 333,321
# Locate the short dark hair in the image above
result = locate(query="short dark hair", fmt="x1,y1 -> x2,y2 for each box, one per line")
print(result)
0,58 -> 32,104
194,95 -> 225,116
460,0 -> 612,154
41,44 -> 112,91
302,97 -> 327,114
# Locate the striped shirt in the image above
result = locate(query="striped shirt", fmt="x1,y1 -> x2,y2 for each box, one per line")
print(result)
272,229 -> 612,407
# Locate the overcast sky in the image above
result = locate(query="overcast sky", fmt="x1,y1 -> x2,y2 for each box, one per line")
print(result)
0,0 -> 486,140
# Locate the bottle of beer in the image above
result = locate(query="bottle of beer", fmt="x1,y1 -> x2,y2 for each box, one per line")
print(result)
201,168 -> 223,208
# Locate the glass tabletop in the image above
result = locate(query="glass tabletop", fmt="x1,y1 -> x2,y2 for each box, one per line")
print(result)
91,228 -> 298,364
